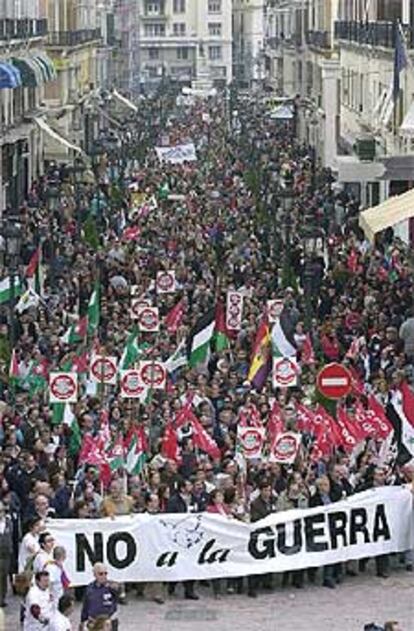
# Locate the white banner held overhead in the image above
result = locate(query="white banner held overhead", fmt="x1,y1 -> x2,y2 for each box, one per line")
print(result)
49,372 -> 78,403
49,487 -> 414,586
155,143 -> 197,164
226,291 -> 244,331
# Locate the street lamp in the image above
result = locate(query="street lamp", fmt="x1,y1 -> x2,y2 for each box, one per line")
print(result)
3,217 -> 22,348
301,224 -> 324,327
73,157 -> 86,235
279,168 -> 295,287
89,140 -> 105,228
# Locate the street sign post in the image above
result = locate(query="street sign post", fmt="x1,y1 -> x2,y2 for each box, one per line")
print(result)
317,363 -> 352,400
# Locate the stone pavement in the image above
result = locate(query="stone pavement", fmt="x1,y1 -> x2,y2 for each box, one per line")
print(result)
5,569 -> 414,631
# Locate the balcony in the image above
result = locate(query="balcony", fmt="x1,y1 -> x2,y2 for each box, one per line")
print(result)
0,18 -> 48,40
47,29 -> 101,48
335,20 -> 414,49
306,30 -> 332,49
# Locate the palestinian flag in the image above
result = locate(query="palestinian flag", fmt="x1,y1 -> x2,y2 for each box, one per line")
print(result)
165,339 -> 188,374
0,276 -> 22,304
187,310 -> 215,368
125,427 -> 147,475
26,247 -> 44,296
386,384 -> 414,465
60,316 -> 88,345
9,349 -> 21,385
120,328 -> 150,369
213,300 -> 230,352
109,434 -> 126,472
248,316 -> 271,390
24,357 -> 49,397
87,283 -> 100,334
271,318 -> 296,358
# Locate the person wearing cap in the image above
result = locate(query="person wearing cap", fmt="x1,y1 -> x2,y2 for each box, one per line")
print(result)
24,570 -> 53,631
80,563 -> 119,631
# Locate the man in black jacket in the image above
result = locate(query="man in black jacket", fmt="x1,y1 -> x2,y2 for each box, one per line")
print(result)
166,479 -> 199,600
248,481 -> 276,597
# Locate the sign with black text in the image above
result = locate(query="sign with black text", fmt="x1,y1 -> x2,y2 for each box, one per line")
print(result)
48,487 -> 414,586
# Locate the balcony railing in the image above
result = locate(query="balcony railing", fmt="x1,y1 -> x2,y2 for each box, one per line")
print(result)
0,18 -> 48,40
335,20 -> 414,49
306,30 -> 332,49
47,29 -> 101,47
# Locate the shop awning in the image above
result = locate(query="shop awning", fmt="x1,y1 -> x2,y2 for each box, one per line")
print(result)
0,62 -> 22,88
32,52 -> 57,82
34,117 -> 84,154
112,89 -> 138,113
11,58 -> 39,87
359,187 -> 414,242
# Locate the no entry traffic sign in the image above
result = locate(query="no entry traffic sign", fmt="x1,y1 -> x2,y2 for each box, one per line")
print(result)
49,372 -> 78,403
317,363 -> 352,400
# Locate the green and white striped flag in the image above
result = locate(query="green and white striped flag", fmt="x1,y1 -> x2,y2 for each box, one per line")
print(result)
125,427 -> 147,476
187,310 -> 215,368
0,277 -> 22,304
87,283 -> 100,334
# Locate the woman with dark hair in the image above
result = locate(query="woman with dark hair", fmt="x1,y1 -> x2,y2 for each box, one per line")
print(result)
207,489 -> 231,597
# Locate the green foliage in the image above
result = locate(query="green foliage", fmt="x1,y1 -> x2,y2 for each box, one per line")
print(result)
83,217 -> 100,250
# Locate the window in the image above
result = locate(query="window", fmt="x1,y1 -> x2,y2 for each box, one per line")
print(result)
208,23 -> 222,36
173,22 -> 186,36
177,46 -> 189,59
208,0 -> 221,13
144,23 -> 166,37
146,1 -> 162,15
173,0 -> 186,12
209,45 -> 222,60
149,48 -> 159,59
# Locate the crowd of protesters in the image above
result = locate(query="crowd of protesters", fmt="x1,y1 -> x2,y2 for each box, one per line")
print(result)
0,87 -> 412,630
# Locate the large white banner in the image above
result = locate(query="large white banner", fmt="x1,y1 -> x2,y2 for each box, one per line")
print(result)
155,143 -> 197,164
49,487 -> 414,586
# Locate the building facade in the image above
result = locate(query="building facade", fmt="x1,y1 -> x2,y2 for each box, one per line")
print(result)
115,0 -> 233,92
0,0 -> 56,214
264,0 -> 340,170
43,0 -> 115,160
232,0 -> 266,88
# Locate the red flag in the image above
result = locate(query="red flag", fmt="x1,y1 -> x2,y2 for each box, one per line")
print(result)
122,225 -> 140,241
267,400 -> 284,445
314,405 -> 343,448
79,434 -> 107,466
161,422 -> 181,462
366,395 -> 393,439
25,247 -> 40,278
301,334 -> 315,365
399,382 -> 414,427
336,406 -> 363,451
72,351 -> 89,374
238,403 -> 262,428
347,248 -> 359,273
348,365 -> 365,396
354,401 -> 378,438
165,299 -> 185,334
190,414 -> 221,459
296,403 -> 317,432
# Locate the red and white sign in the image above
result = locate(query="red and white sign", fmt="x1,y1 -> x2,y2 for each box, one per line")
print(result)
270,432 -> 301,464
119,370 -> 146,399
139,361 -> 166,389
267,299 -> 284,323
156,271 -> 176,294
317,363 -> 352,400
134,305 -> 159,331
237,427 -> 265,459
90,356 -> 117,385
272,357 -> 299,388
226,291 -> 244,331
49,372 -> 78,403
